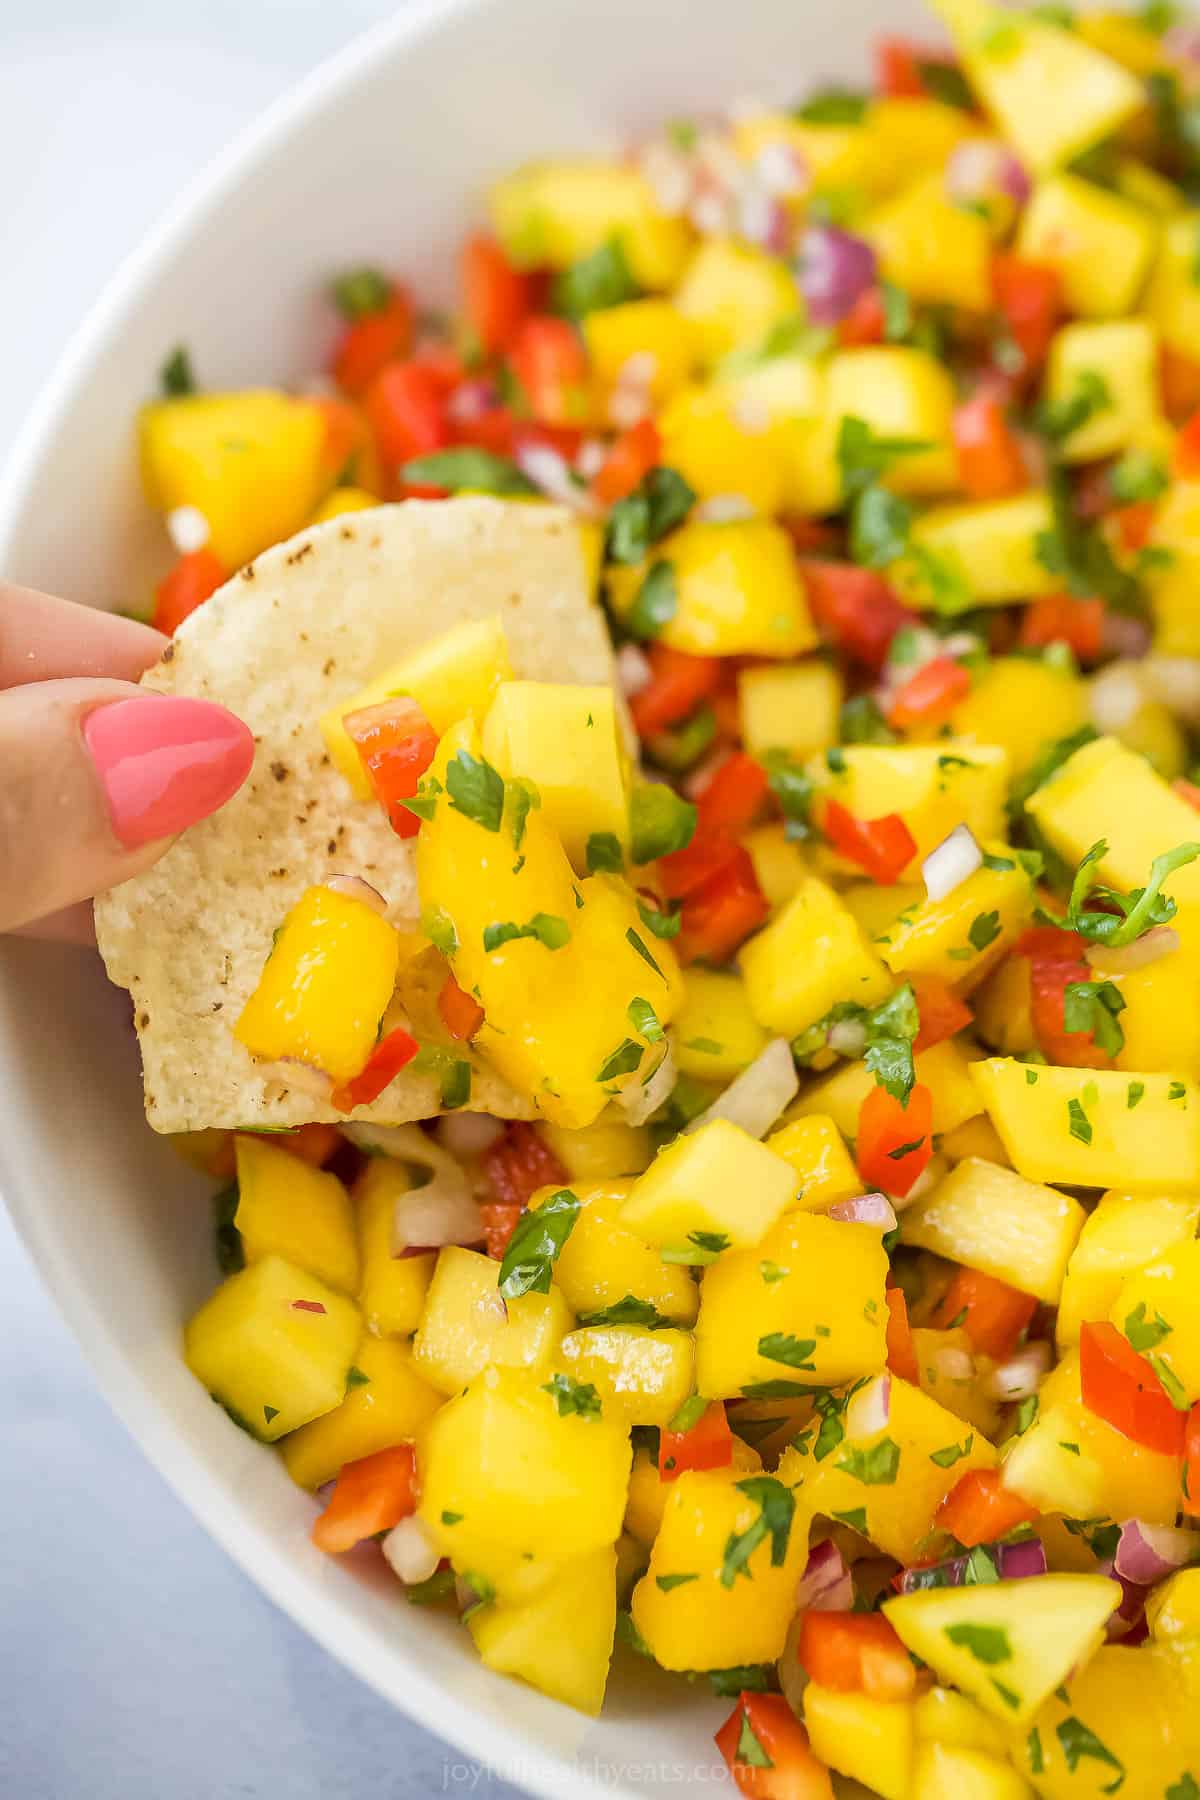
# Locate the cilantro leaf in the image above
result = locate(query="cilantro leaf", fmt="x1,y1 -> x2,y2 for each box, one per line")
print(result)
160,344 -> 196,396
851,483 -> 914,568
606,467 -> 695,564
793,89 -> 868,124
578,1294 -> 671,1328
630,782 -> 697,863
498,1188 -> 581,1298
1067,1097 -> 1093,1145
838,1437 -> 901,1484
837,416 -> 932,500
542,1372 -> 602,1418
944,1622 -> 1012,1664
401,447 -> 536,495
1124,1300 -> 1172,1353
330,267 -> 391,320
1055,1718 -> 1125,1792
1063,979 -> 1126,1057
1038,369 -> 1111,442
628,996 -> 665,1042
968,910 -> 1002,953
757,1333 -> 817,1370
586,831 -> 625,873
655,1571 -> 699,1592
482,913 -> 570,953
626,560 -> 679,640
597,1039 -> 644,1083
963,1544 -> 1000,1584
930,1434 -> 975,1468
445,748 -> 505,831
551,237 -> 639,318
720,1477 -> 796,1587
213,1183 -> 243,1276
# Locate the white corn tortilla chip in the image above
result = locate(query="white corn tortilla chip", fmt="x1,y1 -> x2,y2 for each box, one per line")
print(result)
95,497 -> 614,1133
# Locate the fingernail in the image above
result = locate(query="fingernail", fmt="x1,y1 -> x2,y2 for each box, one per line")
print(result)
84,695 -> 255,848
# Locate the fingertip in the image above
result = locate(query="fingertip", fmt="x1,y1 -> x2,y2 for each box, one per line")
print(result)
83,694 -> 256,849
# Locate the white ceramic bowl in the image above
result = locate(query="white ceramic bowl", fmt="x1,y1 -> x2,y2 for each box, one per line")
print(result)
0,0 -> 927,1791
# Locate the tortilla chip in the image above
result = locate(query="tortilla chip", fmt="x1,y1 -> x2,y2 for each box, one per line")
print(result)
94,498 -> 615,1133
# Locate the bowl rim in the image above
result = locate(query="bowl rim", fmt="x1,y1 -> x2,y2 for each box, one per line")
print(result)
0,4 -> 623,1792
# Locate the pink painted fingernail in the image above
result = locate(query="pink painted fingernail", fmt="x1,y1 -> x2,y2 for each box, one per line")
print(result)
84,695 -> 255,848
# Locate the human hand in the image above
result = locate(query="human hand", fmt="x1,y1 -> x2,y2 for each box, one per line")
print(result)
0,583 -> 253,941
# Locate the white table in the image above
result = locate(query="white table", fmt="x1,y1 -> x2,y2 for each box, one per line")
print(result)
0,5 -> 520,1792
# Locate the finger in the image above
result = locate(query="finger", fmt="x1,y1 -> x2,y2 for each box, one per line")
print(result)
0,680 -> 254,933
9,901 -> 95,944
0,583 -> 166,687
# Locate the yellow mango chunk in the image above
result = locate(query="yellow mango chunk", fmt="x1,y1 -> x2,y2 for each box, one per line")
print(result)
354,1157 -> 435,1338
608,518 -> 818,658
941,1113 -> 1010,1166
1144,210 -> 1200,358
744,823 -> 812,911
913,1326 -> 1004,1438
413,1246 -> 572,1396
717,354 -> 841,516
805,1686 -> 914,1800
1044,318 -> 1160,463
901,1157 -> 1085,1305
789,1036 -> 985,1139
1014,1643 -> 1198,1800
781,1375 -> 996,1562
868,96 -> 975,174
233,1134 -> 359,1294
808,743 -> 1010,873
1056,1190 -> 1200,1348
656,381 -> 789,516
876,842 -> 1035,989
673,969 -> 768,1082
630,1466 -> 808,1669
280,1333 -> 442,1489
1018,174 -> 1159,319
739,875 -> 892,1038
184,1254 -> 361,1441
468,1544 -> 617,1716
557,1324 -> 693,1427
764,1113 -> 861,1211
826,347 -> 959,496
738,660 -> 842,758
583,298 -> 697,402
1003,1349 -> 1183,1524
481,680 -> 628,868
695,1211 -> 888,1397
310,484 -> 378,525
234,884 -> 401,1085
139,390 -> 327,571
949,656 -> 1088,779
672,238 -> 799,365
531,1179 -> 698,1326
1110,1238 -> 1200,1406
734,112 -> 895,202
1025,733 -> 1200,903
320,613 -> 514,797
973,1057 -> 1200,1191
417,1367 -> 631,1563
914,1685 -> 1009,1757
489,159 -> 691,288
538,1119 -> 652,1182
895,492 -> 1059,608
865,172 -> 992,314
619,1117 -> 798,1252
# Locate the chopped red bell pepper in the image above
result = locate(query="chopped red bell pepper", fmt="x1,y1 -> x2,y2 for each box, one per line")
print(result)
508,315 -> 589,426
437,973 -> 485,1041
480,1121 -> 569,1212
311,1444 -> 418,1552
1112,500 -> 1157,553
837,285 -> 888,348
1175,410 -> 1200,482
332,288 -> 415,396
330,1027 -> 420,1114
823,799 -> 917,885
697,751 -> 771,837
629,644 -> 724,740
875,36 -> 961,99
856,1080 -> 933,1197
1184,1403 -> 1200,1517
365,360 -> 450,490
934,1467 -> 1039,1548
452,401 -> 519,457
797,1611 -> 917,1703
1027,944 -> 1116,1068
658,833 -> 743,901
592,418 -> 661,505
797,559 -> 917,672
1014,924 -> 1090,963
782,516 -> 844,555
659,1400 -> 733,1481
1080,1320 -> 1187,1456
911,975 -> 973,1053
153,548 -> 226,636
461,232 -> 533,356
1175,778 -> 1200,813
677,847 -> 770,965
1162,345 -> 1200,424
344,697 -> 440,838
933,1266 -> 1038,1361
479,1200 -> 523,1260
885,1286 -> 920,1385
1018,594 -> 1105,663
991,255 -> 1062,379
953,391 -> 1028,501
887,654 -> 972,731
715,1693 -> 834,1800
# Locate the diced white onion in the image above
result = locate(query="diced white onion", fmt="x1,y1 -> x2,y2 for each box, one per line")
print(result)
827,1017 -> 867,1058
382,1516 -> 441,1585
827,1192 -> 898,1230
343,1122 -> 483,1252
1089,663 -> 1144,733
641,143 -> 693,216
575,437 -> 609,481
259,1059 -> 334,1103
435,1112 -> 506,1157
755,140 -> 808,197
932,1345 -> 975,1383
323,874 -> 388,916
985,1340 -> 1051,1401
733,393 -> 770,435
514,443 -> 601,517
616,642 -> 653,698
608,387 -> 653,431
922,824 -> 983,904
618,1044 -> 677,1126
1087,925 -> 1180,975
690,190 -> 733,235
1140,656 -> 1200,725
898,1153 -> 945,1209
166,504 -> 211,555
846,1374 -> 891,1440
687,1038 -> 798,1140
694,494 -> 757,524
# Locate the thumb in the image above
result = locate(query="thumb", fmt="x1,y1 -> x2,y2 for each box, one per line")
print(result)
0,679 -> 254,933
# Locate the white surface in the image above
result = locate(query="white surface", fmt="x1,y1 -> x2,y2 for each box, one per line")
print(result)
0,4 -> 519,1793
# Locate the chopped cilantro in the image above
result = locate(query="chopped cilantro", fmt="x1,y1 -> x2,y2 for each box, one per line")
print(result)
655,1571 -> 699,1592
837,1437 -> 901,1485
992,1680 -> 1022,1711
458,1572 -> 495,1621
757,1333 -> 817,1370
1171,1080 -> 1188,1102
497,1188 -> 581,1298
930,1434 -> 974,1468
263,1404 -> 279,1424
401,447 -> 536,495
445,748 -> 505,832
1063,979 -> 1126,1057
851,482 -> 915,568
212,1183 -> 243,1276
629,781 -> 697,863
345,1365 -> 370,1391
1124,1300 -> 1172,1352
586,831 -> 625,873
441,1510 -> 463,1525
840,693 -> 896,744
482,913 -> 570,953
406,1567 -> 457,1606
626,560 -> 679,640
596,1039 -> 644,1083
401,774 -> 442,824
667,1395 -> 709,1434
736,1713 -> 774,1769
606,467 -> 695,564
1067,1098 -> 1092,1145
578,1294 -> 671,1329
331,267 -> 391,319
551,237 -> 639,318
1028,1728 -> 1045,1775
422,906 -> 458,956
760,1260 -> 790,1285
831,1506 -> 869,1534
709,1665 -> 774,1697
542,1372 -> 602,1419
1109,450 -> 1168,505
944,1622 -> 1012,1664
968,910 -> 1002,952
635,899 -> 682,942
837,415 -> 931,499
1015,1395 -> 1039,1435
719,1477 -> 796,1587
916,59 -> 974,109
1055,1717 -> 1125,1792
160,344 -> 196,396
963,1544 -> 1000,1585
1038,369 -> 1111,442
762,749 -> 815,835
628,996 -> 665,1042
793,88 -> 868,124
1128,1080 -> 1146,1110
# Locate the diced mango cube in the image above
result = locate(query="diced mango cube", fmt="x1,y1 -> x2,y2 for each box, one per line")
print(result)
354,1157 -> 435,1337
1018,174 -> 1158,319
673,969 -> 768,1082
310,485 -> 378,525
537,1119 -> 652,1182
763,1113 -> 861,1211
481,680 -> 628,868
583,298 -> 697,403
468,1544 -> 617,1715
672,238 -> 799,365
864,172 -> 992,314
876,842 -> 1035,989
413,1246 -> 572,1396
805,1685 -> 914,1800
826,347 -> 959,496
1110,1238 -> 1200,1406
619,1117 -> 798,1252
895,493 -> 1059,608
234,1134 -> 359,1294
807,743 -> 1010,871
739,875 -> 892,1038
1056,1190 -> 1200,1348
717,353 -> 841,515
949,656 -> 1088,779
913,1685 -> 1009,1757
557,1324 -> 694,1427
280,1332 -> 442,1489
900,1157 -> 1085,1304
738,660 -> 842,758
656,382 -> 788,516
1144,211 -> 1200,358
743,823 -> 812,911
1014,1642 -> 1197,1800
607,518 -> 818,658
489,159 -> 691,288
1044,318 -> 1160,463
531,1179 -> 698,1325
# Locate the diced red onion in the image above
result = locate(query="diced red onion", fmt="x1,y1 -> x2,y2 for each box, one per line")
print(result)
846,1374 -> 891,1440
514,443 -> 601,517
923,825 -> 983,903
932,1345 -> 975,1383
446,379 -> 498,424
166,504 -> 211,555
827,1017 -> 868,1058
1165,22 -> 1200,66
1099,1563 -> 1149,1641
945,138 -> 1031,210
1101,611 -> 1152,661
435,1112 -> 506,1158
687,1038 -> 798,1140
795,1539 -> 854,1613
828,1192 -> 898,1230
985,1340 -> 1052,1401
899,1536 -> 1047,1593
694,494 -> 758,523
1089,663 -> 1144,733
260,1059 -> 334,1103
618,1044 -> 677,1126
616,642 -> 653,698
1087,925 -> 1180,975
1000,1538 -> 1049,1581
1114,1520 -> 1200,1588
382,1515 -> 441,1585
291,1298 -> 327,1314
323,874 -> 388,916
796,226 -> 877,327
